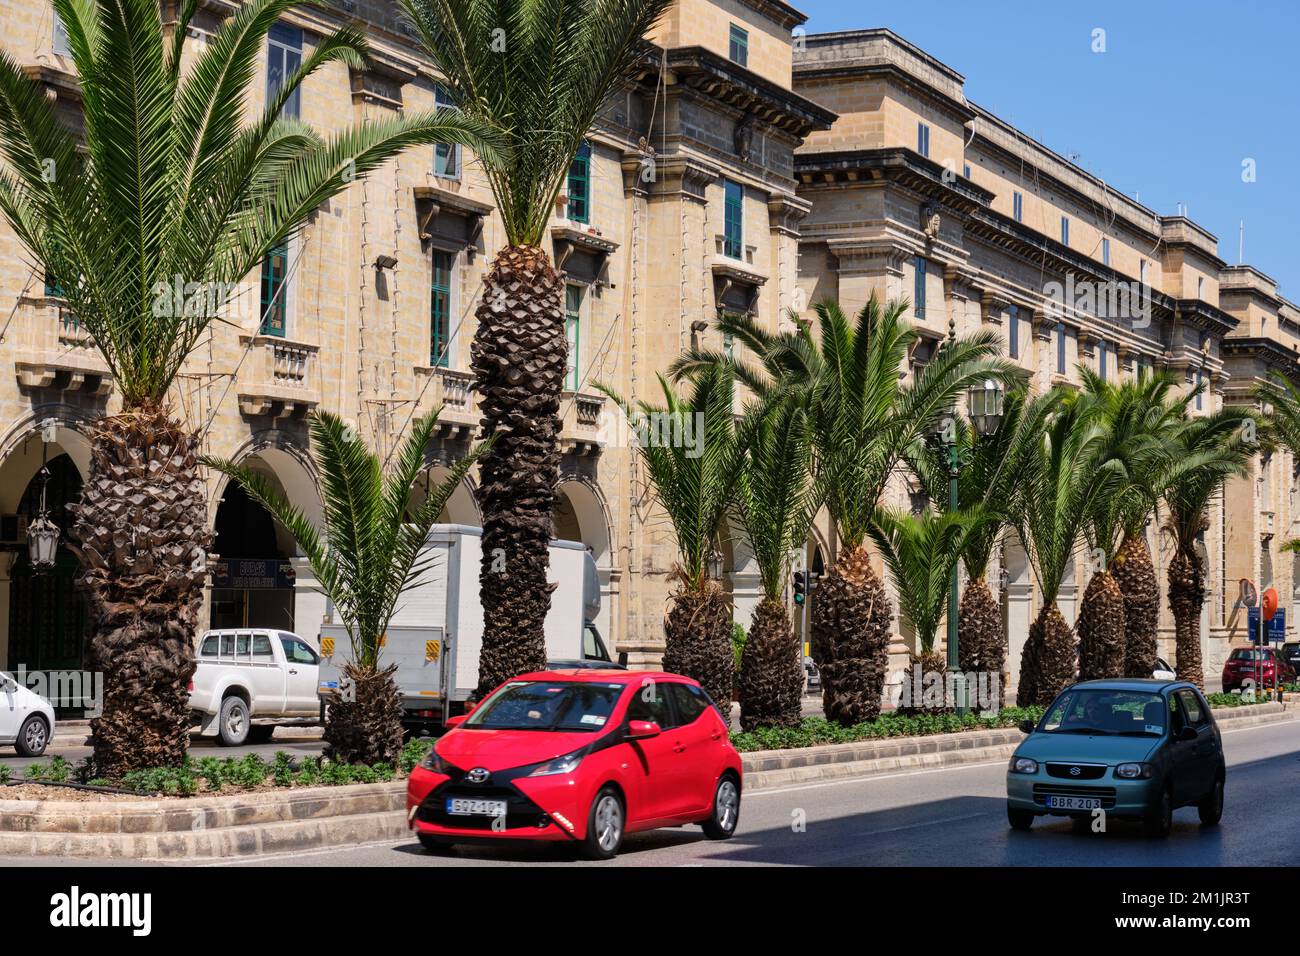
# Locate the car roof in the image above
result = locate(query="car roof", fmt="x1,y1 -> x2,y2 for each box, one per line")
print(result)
512,669 -> 691,685
1068,678 -> 1192,693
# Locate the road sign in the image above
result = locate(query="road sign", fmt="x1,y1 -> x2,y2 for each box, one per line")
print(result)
1248,605 -> 1260,643
1269,608 -> 1287,643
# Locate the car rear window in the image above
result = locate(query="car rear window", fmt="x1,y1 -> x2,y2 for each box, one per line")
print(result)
1229,648 -> 1268,661
1039,689 -> 1166,736
466,681 -> 623,732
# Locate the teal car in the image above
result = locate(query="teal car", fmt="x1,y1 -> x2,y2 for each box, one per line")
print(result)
1006,679 -> 1225,838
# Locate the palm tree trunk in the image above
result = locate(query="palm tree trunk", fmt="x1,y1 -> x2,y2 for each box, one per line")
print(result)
810,544 -> 893,725
738,597 -> 803,731
1113,533 -> 1159,677
1077,569 -> 1126,680
323,662 -> 404,765
471,245 -> 566,698
897,649 -> 951,714
67,408 -> 211,779
958,577 -> 1005,710
663,579 -> 734,720
1168,546 -> 1205,688
1017,602 -> 1075,707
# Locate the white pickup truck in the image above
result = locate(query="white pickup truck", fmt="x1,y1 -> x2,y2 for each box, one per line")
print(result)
189,629 -> 321,745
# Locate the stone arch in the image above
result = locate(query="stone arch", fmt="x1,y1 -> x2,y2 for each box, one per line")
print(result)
552,476 -> 617,647
408,466 -> 480,527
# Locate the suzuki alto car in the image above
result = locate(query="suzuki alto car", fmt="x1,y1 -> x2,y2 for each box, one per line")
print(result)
406,670 -> 743,859
1006,679 -> 1224,838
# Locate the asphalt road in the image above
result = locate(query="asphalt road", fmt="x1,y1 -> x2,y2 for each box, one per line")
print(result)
172,716 -> 1299,868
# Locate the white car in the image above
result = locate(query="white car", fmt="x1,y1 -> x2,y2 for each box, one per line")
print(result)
189,629 -> 321,746
1152,657 -> 1176,680
0,672 -> 55,756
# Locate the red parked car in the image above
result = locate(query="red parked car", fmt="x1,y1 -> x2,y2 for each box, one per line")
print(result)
1221,645 -> 1296,691
406,670 -> 743,859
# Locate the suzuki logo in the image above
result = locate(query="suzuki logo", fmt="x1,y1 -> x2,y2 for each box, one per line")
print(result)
1069,766 -> 1081,776
466,767 -> 490,784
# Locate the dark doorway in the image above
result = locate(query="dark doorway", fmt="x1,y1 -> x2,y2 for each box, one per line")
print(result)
209,478 -> 295,630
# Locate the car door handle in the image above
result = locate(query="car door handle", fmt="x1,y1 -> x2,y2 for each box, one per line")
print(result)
673,743 -> 686,753
711,731 -> 722,740
289,669 -> 298,675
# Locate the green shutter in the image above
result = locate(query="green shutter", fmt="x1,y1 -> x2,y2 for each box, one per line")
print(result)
567,144 -> 591,223
723,179 -> 743,258
259,242 -> 289,336
431,251 -> 452,367
565,285 -> 581,390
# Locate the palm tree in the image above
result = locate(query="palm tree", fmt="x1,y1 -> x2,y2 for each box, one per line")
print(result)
1014,388 -> 1126,705
401,0 -> 675,698
0,0 -> 497,776
733,396 -> 817,731
205,410 -> 484,764
1162,409 -> 1256,687
680,296 -> 1021,724
907,388 -> 1052,709
868,507 -> 990,713
600,367 -> 743,714
1077,369 -> 1192,679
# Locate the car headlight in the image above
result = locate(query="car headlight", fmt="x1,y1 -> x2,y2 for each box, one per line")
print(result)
1114,762 -> 1153,779
528,752 -> 584,776
1008,756 -> 1038,774
420,748 -> 452,774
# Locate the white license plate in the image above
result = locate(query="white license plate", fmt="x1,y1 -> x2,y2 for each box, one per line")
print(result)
1046,795 -> 1101,810
446,798 -> 507,817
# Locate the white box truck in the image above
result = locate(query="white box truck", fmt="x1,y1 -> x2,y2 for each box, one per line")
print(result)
317,524 -> 617,734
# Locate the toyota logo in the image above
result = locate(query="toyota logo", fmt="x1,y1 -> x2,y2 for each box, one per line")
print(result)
466,767 -> 490,784
1069,766 -> 1082,776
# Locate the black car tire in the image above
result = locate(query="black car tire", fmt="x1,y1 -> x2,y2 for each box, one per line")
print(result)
1144,785 -> 1173,838
1007,805 -> 1035,831
417,834 -> 456,854
580,786 -> 625,860
217,696 -> 251,746
14,715 -> 49,757
1198,771 -> 1225,826
700,773 -> 741,840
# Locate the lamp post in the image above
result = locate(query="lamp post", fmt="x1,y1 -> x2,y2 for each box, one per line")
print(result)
940,376 -> 1005,714
27,442 -> 59,572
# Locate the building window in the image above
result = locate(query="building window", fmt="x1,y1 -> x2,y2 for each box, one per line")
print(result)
433,83 -> 460,179
917,122 -> 930,158
1196,369 -> 1204,411
1055,322 -> 1066,374
1008,304 -> 1019,359
430,250 -> 453,367
566,142 -> 591,223
728,24 -> 748,67
723,179 -> 743,259
266,23 -> 303,120
1060,216 -> 1069,246
1139,259 -> 1148,285
1198,276 -> 1205,300
963,163 -> 971,179
1013,191 -> 1023,223
1102,237 -> 1110,266
259,241 -> 290,337
914,256 -> 927,319
1098,339 -> 1107,381
565,285 -> 582,391
52,11 -> 71,56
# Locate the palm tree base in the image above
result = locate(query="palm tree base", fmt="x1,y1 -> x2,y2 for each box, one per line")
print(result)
67,408 -> 210,778
663,582 -> 735,721
1017,602 -> 1076,707
1113,534 -> 1160,678
323,662 -> 404,765
1168,546 -> 1205,688
1077,570 -> 1126,681
958,577 -> 1006,710
897,649 -> 953,714
811,545 -> 893,726
739,598 -> 803,732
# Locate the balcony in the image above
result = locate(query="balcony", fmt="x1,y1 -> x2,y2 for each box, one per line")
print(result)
1261,510 -> 1275,541
12,296 -> 111,394
560,391 -> 606,456
415,365 -> 479,438
236,334 -> 320,418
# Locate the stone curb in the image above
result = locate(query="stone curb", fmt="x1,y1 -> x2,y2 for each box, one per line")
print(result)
2,703 -> 1292,859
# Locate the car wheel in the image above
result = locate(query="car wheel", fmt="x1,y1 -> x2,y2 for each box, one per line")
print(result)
417,834 -> 456,855
15,715 -> 49,757
217,696 -> 251,746
247,725 -> 275,745
1144,785 -> 1173,838
1198,772 -> 1225,826
701,774 -> 741,840
580,786 -> 624,860
1007,805 -> 1035,831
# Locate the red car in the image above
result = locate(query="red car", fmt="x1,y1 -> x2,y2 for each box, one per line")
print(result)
406,670 -> 743,859
1221,645 -> 1296,691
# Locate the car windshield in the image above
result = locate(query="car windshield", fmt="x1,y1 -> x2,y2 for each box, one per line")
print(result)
465,681 -> 623,732
1038,689 -> 1167,736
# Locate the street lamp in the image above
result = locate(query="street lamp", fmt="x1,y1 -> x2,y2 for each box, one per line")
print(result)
27,464 -> 58,571
707,546 -> 724,582
938,377 -> 1005,715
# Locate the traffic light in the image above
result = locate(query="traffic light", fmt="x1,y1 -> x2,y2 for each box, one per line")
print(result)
793,570 -> 806,605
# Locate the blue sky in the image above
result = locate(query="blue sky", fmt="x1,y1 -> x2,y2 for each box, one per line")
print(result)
799,0 -> 1300,300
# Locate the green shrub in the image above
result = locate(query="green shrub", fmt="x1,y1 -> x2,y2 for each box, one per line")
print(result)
400,737 -> 434,775
0,765 -> 11,785
729,706 -> 1046,752
271,752 -> 295,788
24,762 -> 46,780
730,622 -> 747,671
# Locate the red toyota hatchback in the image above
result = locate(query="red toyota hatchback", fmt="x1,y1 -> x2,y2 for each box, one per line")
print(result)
406,670 -> 743,859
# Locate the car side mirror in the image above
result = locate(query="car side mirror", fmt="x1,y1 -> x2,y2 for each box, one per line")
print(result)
1018,719 -> 1036,734
617,651 -> 629,667
627,719 -> 661,739
445,714 -> 467,729
1176,726 -> 1197,742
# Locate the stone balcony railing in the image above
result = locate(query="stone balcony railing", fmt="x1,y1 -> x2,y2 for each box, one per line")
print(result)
560,390 -> 606,456
415,365 -> 479,438
236,334 -> 320,418
11,296 -> 112,394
